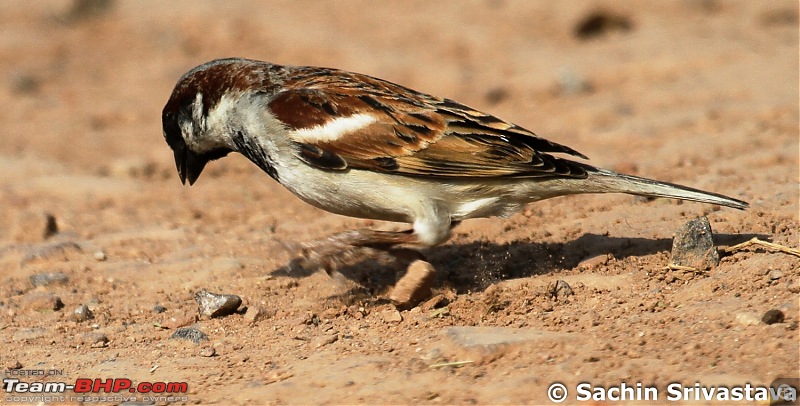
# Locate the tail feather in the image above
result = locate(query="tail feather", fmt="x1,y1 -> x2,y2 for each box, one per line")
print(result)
592,168 -> 749,210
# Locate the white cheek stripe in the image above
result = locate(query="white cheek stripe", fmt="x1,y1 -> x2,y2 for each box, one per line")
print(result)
291,113 -> 377,143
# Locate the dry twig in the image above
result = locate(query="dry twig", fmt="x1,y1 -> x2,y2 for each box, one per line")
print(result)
723,237 -> 800,258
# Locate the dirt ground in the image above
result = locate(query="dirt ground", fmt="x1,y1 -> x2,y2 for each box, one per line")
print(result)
1,1 -> 798,405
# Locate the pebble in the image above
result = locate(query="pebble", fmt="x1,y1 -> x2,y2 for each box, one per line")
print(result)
761,309 -> 785,325
735,312 -> 761,326
244,306 -> 270,324
382,309 -> 403,323
768,270 -> 783,280
7,360 -> 23,370
788,281 -> 800,294
670,216 -> 720,270
71,304 -> 94,322
170,327 -> 208,344
20,292 -> 64,312
81,332 -> 109,348
94,251 -> 107,261
152,305 -> 167,314
389,260 -> 436,309
162,313 -> 197,330
29,272 -> 70,287
549,280 -> 574,300
198,346 -> 216,357
194,289 -> 242,318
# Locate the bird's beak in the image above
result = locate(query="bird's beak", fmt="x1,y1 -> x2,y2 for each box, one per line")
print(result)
174,147 -> 207,186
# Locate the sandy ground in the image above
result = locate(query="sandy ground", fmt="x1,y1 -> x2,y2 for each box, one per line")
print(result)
1,1 -> 798,404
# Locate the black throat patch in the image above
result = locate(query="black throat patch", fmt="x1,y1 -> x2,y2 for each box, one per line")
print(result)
231,131 -> 279,181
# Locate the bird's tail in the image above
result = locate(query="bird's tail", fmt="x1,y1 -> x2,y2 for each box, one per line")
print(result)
589,168 -> 749,210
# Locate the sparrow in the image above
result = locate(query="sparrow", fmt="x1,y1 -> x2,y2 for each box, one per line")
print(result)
162,58 -> 748,268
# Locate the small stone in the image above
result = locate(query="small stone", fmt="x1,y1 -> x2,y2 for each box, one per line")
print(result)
313,333 -> 339,348
194,289 -> 242,318
7,360 -> 23,370
735,312 -> 761,326
94,251 -> 107,261
574,10 -> 632,40
43,213 -> 59,239
670,216 -> 720,270
170,327 -> 208,344
762,309 -> 785,325
20,292 -> 64,312
484,86 -> 509,105
788,281 -> 800,294
29,272 -> 70,287
389,260 -> 436,309
300,311 -> 320,326
71,304 -> 94,322
768,270 -> 783,280
81,332 -> 109,347
382,309 -> 403,323
549,280 -> 574,300
162,313 -> 197,329
152,305 -> 167,314
198,346 -> 216,357
244,306 -> 270,324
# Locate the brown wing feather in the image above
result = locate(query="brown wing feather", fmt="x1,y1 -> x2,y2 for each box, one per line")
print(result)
269,66 -> 589,179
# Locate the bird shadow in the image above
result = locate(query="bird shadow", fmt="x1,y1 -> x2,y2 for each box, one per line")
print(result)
273,232 -> 767,300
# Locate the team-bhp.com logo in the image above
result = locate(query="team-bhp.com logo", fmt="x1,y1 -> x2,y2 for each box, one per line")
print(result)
4,377 -> 189,403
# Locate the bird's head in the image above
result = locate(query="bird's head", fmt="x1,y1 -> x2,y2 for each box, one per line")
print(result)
162,58 -> 282,185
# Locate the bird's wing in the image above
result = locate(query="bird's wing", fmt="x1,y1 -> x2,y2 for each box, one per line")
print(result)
268,67 -> 590,179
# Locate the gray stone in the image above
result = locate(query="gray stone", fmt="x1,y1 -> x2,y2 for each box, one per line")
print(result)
550,280 -> 574,300
71,304 -> 94,322
194,289 -> 242,318
670,216 -> 720,269
170,327 -> 208,344
29,272 -> 70,287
